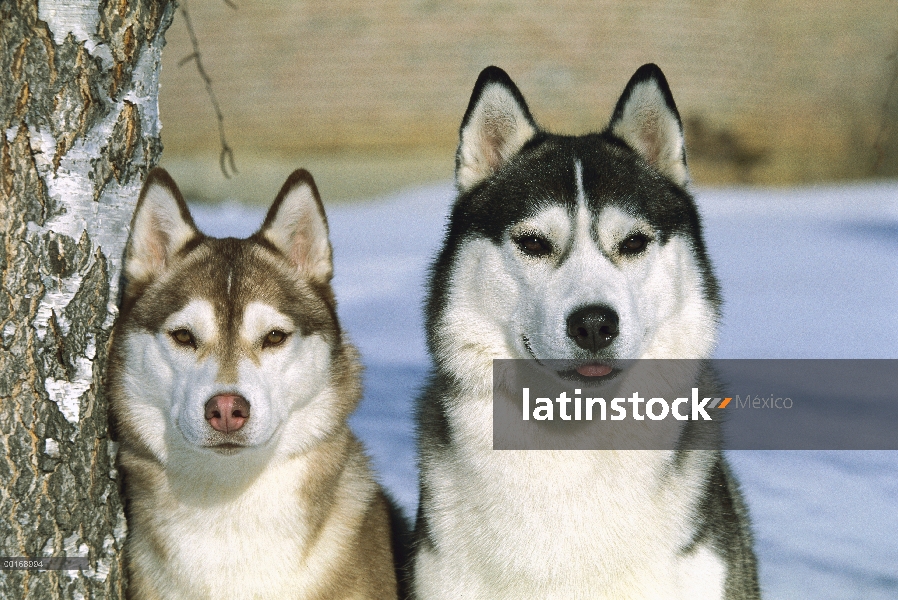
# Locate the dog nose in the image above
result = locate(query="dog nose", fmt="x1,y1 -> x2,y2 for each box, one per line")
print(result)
566,305 -> 619,351
204,394 -> 250,433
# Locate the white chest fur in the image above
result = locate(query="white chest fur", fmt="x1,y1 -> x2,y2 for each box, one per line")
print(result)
416,395 -> 726,600
131,451 -> 373,600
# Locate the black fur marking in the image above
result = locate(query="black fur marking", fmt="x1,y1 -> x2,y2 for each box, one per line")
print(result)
426,131 -> 722,359
681,458 -> 762,599
609,63 -> 683,131
386,492 -> 414,600
458,66 -> 537,138
607,63 -> 689,178
454,66 -> 541,194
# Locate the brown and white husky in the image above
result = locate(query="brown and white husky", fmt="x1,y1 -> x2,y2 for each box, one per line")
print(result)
108,168 -> 400,599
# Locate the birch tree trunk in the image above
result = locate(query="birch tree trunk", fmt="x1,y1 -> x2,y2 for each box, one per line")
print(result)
1,1 -> 175,597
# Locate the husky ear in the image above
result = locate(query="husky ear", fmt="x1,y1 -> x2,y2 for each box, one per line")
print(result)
608,64 -> 689,187
258,170 -> 332,284
456,66 -> 538,192
125,168 -> 201,285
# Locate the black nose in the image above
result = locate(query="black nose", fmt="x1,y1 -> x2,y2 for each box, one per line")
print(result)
566,305 -> 619,351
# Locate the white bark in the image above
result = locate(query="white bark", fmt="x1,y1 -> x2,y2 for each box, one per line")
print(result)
1,2 -> 175,598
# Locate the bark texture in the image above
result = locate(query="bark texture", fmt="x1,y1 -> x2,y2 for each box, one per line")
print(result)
0,1 -> 175,597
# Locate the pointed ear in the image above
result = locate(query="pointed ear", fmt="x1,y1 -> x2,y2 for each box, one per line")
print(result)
257,169 -> 332,284
125,168 -> 201,285
456,66 -> 538,192
608,64 -> 689,187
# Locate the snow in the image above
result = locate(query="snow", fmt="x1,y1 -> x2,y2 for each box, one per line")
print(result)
188,179 -> 898,599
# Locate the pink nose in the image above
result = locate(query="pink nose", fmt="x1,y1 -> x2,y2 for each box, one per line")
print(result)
204,394 -> 250,433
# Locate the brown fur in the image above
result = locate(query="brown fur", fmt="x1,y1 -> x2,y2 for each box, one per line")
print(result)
108,168 -> 399,599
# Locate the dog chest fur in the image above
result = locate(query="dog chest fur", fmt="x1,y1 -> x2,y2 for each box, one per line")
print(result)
123,431 -> 392,600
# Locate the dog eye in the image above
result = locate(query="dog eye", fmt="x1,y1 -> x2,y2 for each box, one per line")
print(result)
170,329 -> 197,349
619,233 -> 649,255
262,330 -> 289,348
514,234 -> 553,257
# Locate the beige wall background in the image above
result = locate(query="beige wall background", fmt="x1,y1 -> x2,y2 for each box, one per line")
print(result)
157,0 -> 898,204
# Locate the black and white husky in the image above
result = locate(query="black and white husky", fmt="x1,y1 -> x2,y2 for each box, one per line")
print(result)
412,65 -> 760,599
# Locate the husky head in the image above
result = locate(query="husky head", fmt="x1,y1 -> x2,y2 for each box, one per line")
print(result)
429,64 -> 721,386
109,168 -> 357,476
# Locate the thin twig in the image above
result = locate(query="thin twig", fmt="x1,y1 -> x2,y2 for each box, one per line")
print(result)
178,0 -> 238,178
873,33 -> 898,172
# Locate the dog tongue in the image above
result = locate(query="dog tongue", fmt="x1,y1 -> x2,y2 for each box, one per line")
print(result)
576,364 -> 612,377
